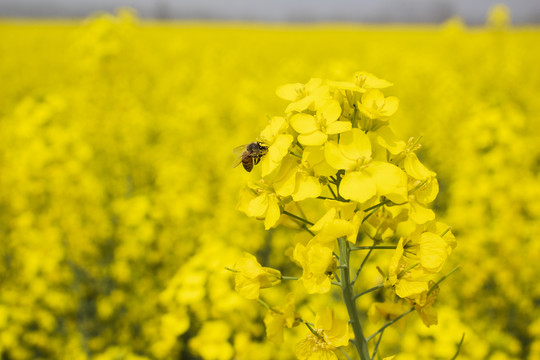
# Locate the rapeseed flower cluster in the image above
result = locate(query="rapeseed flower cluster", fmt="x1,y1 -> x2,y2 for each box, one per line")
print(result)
234,72 -> 456,359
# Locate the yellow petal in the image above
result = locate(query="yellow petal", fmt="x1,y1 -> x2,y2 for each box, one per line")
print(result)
293,243 -> 308,268
310,208 -> 337,232
368,162 -> 408,203
264,196 -> 281,230
409,201 -> 435,224
261,157 -> 280,178
415,177 -> 439,204
381,96 -> 399,117
396,279 -> 429,299
290,113 -> 318,134
316,307 -> 334,332
317,219 -> 355,241
259,267 -> 282,288
246,193 -> 268,218
419,232 -> 448,272
339,129 -> 372,161
276,83 -> 303,101
361,89 -> 385,109
305,78 -> 324,93
404,153 -> 436,180
269,134 -> 293,163
302,146 -> 336,177
339,171 -> 377,203
264,311 -> 285,343
324,141 -> 356,171
285,95 -> 313,113
328,80 -> 366,92
346,211 -> 362,244
376,126 -> 406,155
292,173 -> 321,202
355,71 -> 393,89
306,243 -> 334,275
302,274 -> 332,294
298,131 -> 328,146
319,99 -> 342,123
235,252 -> 264,277
388,238 -> 404,282
325,318 -> 350,347
237,186 -> 256,214
260,116 -> 288,143
274,159 -> 298,197
418,305 -> 438,327
235,274 -> 261,300
325,120 -> 352,135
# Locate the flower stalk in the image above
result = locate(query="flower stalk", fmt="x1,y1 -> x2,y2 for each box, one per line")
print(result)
338,237 -> 371,360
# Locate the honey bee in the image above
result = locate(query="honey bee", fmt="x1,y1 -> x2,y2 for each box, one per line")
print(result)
233,141 -> 269,172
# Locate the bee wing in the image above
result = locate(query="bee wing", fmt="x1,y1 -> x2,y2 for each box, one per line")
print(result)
232,144 -> 247,168
232,155 -> 243,168
232,144 -> 247,155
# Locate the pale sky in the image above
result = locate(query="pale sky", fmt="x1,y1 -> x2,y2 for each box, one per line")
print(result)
1,0 -> 539,24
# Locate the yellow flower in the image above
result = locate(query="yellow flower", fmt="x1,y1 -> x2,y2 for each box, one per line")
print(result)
357,89 -> 399,120
403,152 -> 436,180
277,78 -> 332,114
263,294 -> 299,343
418,232 -> 448,273
273,157 -> 322,202
301,145 -> 336,177
384,238 -> 429,299
324,129 -> 408,204
354,71 -> 394,89
328,71 -> 390,96
413,281 -> 439,327
289,100 -> 350,146
237,186 -> 281,230
295,308 -> 349,360
309,206 -> 361,244
277,78 -> 322,103
376,126 -> 407,155
259,116 -> 294,177
233,253 -> 281,300
293,242 -> 335,294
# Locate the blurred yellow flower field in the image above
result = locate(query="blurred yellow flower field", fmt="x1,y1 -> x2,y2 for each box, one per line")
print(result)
0,8 -> 539,360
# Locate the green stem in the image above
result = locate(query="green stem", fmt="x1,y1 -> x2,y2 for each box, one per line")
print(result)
350,245 -> 397,251
363,199 -> 391,212
362,206 -> 380,224
351,245 -> 374,286
354,284 -> 384,301
302,320 -> 321,337
301,225 -> 315,236
450,333 -> 465,360
366,307 -> 415,342
427,266 -> 459,296
371,329 -> 385,360
282,211 -> 314,226
327,184 -> 338,200
440,227 -> 452,238
338,347 -> 353,360
338,237 -> 370,360
281,275 -> 299,281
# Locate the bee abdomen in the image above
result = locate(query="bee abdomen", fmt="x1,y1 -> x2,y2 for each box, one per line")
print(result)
242,155 -> 254,172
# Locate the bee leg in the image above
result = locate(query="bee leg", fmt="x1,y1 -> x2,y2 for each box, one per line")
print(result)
253,156 -> 261,165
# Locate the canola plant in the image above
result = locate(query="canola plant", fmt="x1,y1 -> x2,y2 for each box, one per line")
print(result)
0,6 -> 539,360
